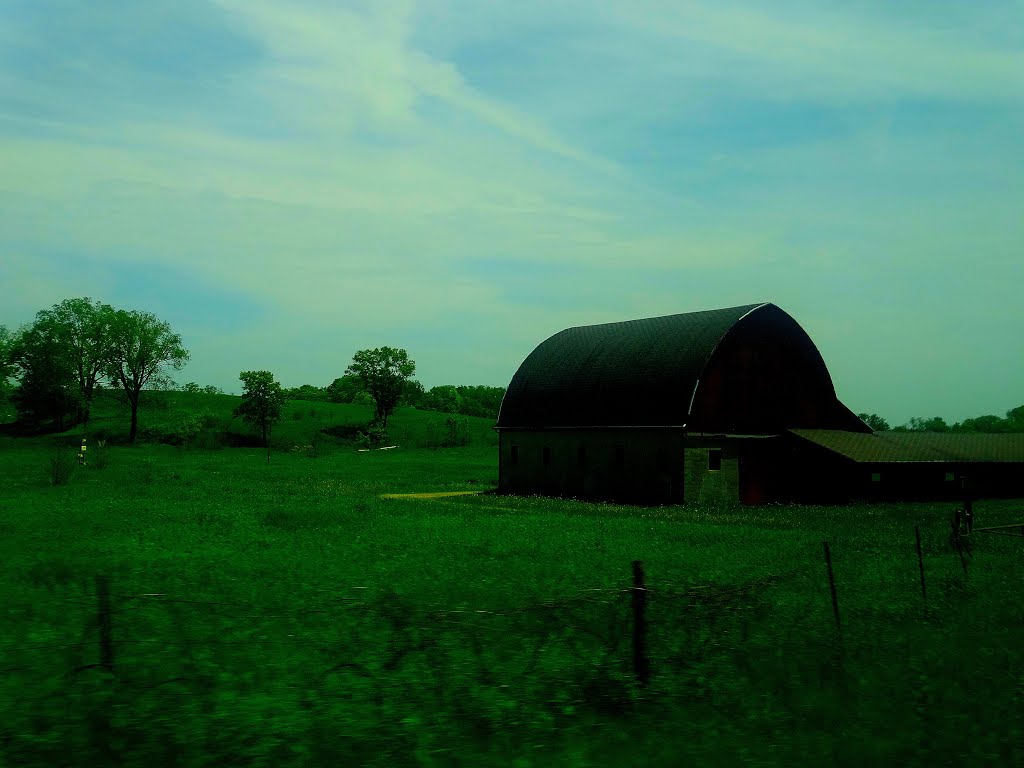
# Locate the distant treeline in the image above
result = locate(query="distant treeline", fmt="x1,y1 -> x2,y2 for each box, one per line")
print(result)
1,296 -> 505,438
858,407 -> 1024,433
281,377 -> 505,420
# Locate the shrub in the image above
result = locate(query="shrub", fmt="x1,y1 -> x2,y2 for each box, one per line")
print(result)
444,416 -> 470,447
92,440 -> 110,469
355,423 -> 389,450
308,428 -> 329,458
49,450 -> 75,486
139,414 -> 205,446
190,429 -> 223,450
424,416 -> 471,448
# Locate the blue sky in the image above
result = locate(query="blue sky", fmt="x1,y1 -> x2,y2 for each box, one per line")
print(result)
1,0 -> 1022,424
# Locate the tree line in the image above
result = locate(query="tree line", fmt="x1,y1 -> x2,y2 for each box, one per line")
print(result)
0,298 -> 188,440
286,379 -> 505,420
858,409 -> 1024,433
0,298 -> 503,443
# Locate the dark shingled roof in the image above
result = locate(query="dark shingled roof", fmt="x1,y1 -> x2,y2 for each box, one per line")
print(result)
791,430 -> 1024,463
497,303 -> 766,429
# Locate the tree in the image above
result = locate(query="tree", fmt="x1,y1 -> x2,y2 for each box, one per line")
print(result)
8,324 -> 81,430
344,347 -> 416,427
284,384 -> 328,402
0,325 -> 14,405
35,298 -> 117,425
1006,406 -> 1024,432
400,379 -> 425,408
955,414 -> 1007,433
424,385 -> 462,414
106,310 -> 189,442
857,413 -> 890,432
325,374 -> 365,404
234,371 -> 285,453
896,416 -> 949,433
6,298 -> 116,428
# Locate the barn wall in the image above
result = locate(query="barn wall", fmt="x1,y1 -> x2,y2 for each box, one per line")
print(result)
498,431 -> 774,505
683,447 -> 739,505
499,430 -> 687,504
850,463 -> 1024,502
783,437 -> 1024,502
691,308 -> 868,434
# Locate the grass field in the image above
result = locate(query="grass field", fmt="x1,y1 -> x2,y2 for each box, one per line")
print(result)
1,395 -> 1022,766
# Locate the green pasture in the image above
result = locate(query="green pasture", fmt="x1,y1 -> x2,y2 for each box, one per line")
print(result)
1,404 -> 1022,766
61,389 -> 500,451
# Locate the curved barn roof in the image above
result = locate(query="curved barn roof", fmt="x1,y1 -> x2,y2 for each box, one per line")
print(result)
497,302 -> 864,432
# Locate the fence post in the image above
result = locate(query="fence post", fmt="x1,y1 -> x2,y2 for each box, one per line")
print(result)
631,560 -> 650,687
823,542 -> 841,636
914,525 -> 927,608
950,510 -> 970,576
96,575 -> 114,673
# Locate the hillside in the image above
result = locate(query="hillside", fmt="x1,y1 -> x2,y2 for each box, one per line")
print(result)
12,388 -> 498,451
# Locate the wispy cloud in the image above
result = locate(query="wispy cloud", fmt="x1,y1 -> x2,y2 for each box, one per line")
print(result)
1,0 -> 1021,422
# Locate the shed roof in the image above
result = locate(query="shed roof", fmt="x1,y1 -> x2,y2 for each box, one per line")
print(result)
791,429 -> 1024,463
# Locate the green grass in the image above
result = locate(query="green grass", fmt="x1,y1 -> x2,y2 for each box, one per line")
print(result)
74,388 -> 498,451
1,422 -> 1022,766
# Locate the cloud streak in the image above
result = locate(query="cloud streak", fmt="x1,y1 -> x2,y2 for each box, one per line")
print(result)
1,0 -> 1021,423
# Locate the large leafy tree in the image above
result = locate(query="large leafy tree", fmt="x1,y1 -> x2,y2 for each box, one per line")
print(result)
8,323 -> 80,430
234,370 -> 285,449
345,346 -> 415,427
36,298 -> 116,425
106,309 -> 189,442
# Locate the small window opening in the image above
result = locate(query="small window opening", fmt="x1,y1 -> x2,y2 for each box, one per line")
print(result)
944,472 -> 955,483
871,472 -> 882,483
708,450 -> 722,472
577,444 -> 587,467
510,445 -> 519,466
543,446 -> 551,466
614,445 -> 625,469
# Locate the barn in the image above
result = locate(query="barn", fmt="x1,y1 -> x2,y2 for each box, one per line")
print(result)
496,303 -> 869,504
495,303 -> 1024,505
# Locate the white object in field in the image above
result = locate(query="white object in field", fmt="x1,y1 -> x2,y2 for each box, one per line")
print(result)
357,445 -> 399,452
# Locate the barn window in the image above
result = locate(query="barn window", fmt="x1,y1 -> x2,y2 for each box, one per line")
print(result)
510,445 -> 519,465
944,472 -> 955,482
577,444 -> 587,467
871,472 -> 881,483
708,450 -> 722,472
615,445 -> 625,469
543,446 -> 551,466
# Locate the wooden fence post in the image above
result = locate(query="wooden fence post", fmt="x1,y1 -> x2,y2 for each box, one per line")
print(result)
914,525 -> 927,608
96,575 -> 113,673
951,510 -> 970,576
631,560 -> 650,687
823,542 -> 841,636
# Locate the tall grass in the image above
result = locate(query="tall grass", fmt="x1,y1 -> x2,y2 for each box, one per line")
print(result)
0,436 -> 1021,766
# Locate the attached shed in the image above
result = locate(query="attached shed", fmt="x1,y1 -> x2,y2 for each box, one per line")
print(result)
496,303 -> 869,504
785,430 -> 1024,503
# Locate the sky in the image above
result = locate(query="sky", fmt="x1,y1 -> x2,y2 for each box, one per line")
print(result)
1,0 -> 1022,425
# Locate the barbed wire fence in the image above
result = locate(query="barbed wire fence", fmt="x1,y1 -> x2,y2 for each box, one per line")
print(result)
1,565 -> 797,704
1,522 -> 997,718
